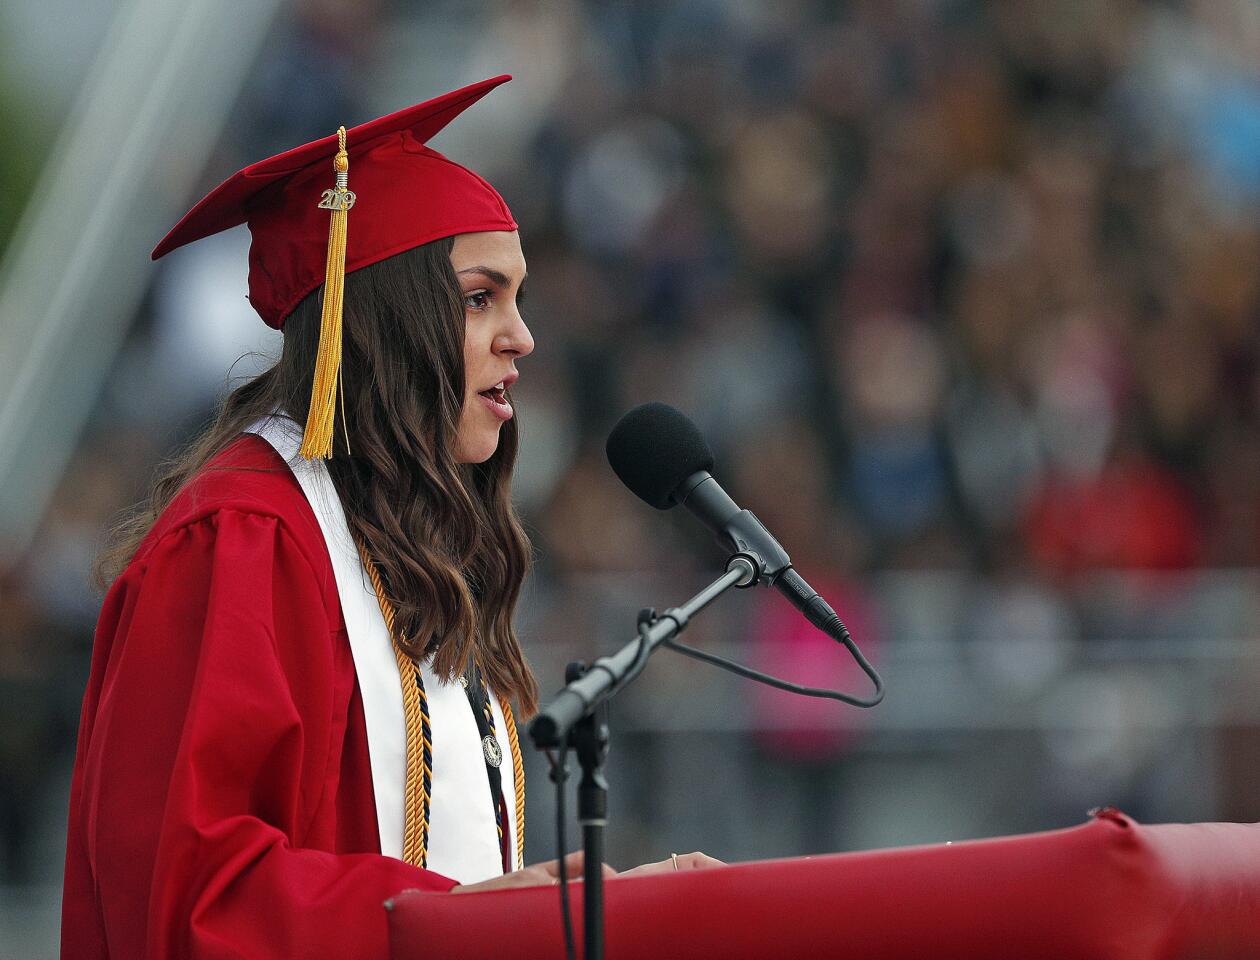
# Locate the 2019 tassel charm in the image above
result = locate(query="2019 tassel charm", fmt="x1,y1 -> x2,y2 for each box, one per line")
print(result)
301,126 -> 356,460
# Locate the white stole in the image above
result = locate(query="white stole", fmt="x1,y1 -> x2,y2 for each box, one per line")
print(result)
246,416 -> 518,883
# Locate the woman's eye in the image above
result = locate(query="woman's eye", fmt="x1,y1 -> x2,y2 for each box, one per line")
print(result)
464,289 -> 491,311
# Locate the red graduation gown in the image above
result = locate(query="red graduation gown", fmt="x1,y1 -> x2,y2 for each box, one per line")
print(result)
61,436 -> 456,959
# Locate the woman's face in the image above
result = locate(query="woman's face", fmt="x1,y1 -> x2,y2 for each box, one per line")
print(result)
451,230 -> 533,463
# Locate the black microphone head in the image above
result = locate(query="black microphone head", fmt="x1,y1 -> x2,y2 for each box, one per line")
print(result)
606,402 -> 715,510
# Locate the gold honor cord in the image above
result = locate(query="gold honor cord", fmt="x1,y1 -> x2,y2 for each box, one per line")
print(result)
359,544 -> 431,867
358,544 -> 524,870
498,692 -> 526,868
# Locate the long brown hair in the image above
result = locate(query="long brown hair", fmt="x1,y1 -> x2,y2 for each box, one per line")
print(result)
98,236 -> 538,714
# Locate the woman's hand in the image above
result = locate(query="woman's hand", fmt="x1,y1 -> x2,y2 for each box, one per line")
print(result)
452,849 -> 724,892
616,851 -> 725,877
451,851 -> 616,893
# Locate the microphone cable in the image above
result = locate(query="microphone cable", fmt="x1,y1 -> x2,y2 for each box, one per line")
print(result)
658,582 -> 883,707
546,745 -> 577,960
631,572 -> 883,709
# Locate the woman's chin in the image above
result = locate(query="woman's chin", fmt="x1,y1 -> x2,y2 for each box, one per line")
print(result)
454,430 -> 501,464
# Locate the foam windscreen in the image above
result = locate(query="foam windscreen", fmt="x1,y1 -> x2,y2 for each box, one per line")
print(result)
606,402 -> 715,509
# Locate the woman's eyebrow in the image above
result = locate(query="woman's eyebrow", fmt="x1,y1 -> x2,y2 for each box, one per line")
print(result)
457,266 -> 527,289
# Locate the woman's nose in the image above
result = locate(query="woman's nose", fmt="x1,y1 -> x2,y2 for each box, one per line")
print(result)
497,310 -> 534,358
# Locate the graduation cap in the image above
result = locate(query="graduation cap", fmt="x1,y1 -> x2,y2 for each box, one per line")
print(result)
153,75 -> 518,459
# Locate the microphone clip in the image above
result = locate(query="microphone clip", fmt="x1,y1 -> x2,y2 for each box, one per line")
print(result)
715,509 -> 791,587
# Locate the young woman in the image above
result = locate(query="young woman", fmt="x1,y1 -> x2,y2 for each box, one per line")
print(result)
60,77 -> 715,960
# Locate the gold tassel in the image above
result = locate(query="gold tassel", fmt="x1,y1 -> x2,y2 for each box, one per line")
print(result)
301,127 -> 356,460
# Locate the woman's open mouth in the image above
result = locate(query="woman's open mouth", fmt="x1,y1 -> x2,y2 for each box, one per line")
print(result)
477,383 -> 513,421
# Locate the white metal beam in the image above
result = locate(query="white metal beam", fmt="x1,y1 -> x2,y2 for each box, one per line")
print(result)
0,0 -> 284,561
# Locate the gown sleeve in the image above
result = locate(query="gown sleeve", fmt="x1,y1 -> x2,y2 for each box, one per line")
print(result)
63,508 -> 454,960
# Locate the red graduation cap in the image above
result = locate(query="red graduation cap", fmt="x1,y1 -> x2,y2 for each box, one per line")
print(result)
152,75 -> 518,459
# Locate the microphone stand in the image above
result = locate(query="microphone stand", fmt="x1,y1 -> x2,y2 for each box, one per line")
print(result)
529,556 -> 757,960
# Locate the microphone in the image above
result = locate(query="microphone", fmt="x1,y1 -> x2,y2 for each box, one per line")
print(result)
606,402 -> 851,637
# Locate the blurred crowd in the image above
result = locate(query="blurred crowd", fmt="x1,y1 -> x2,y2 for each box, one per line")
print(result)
4,0 -> 1260,911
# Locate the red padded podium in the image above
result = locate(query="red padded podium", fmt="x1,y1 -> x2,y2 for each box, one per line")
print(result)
386,809 -> 1260,959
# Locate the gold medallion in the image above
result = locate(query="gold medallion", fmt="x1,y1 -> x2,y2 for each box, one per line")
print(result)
482,734 -> 503,768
